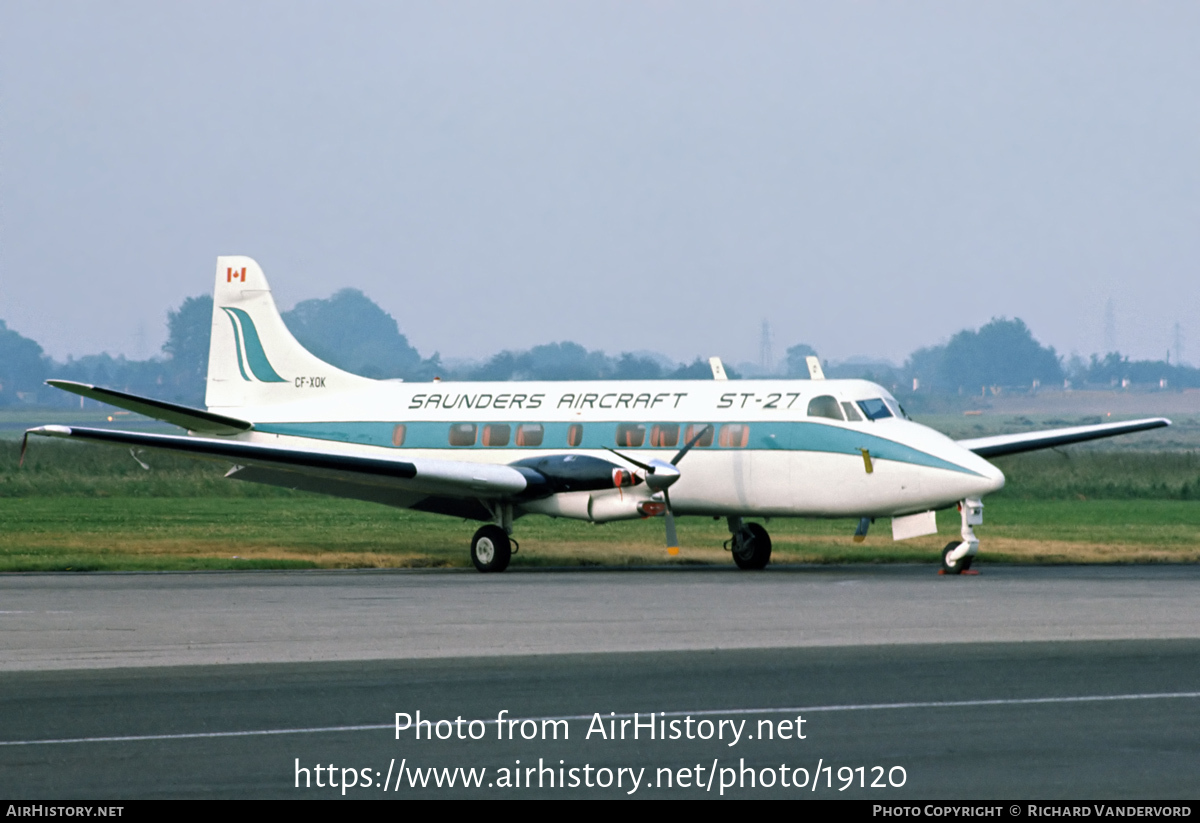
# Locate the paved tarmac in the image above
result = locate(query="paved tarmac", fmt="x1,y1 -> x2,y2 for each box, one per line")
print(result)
1,641 -> 1198,799
1,566 -> 1198,799
2,565 -> 1200,670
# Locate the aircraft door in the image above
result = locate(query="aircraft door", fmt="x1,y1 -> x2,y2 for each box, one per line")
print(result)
747,424 -> 791,512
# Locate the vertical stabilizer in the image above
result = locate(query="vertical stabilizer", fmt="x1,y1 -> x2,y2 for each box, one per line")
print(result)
206,257 -> 376,409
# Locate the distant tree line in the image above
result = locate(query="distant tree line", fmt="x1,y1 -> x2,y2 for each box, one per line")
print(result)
0,290 -> 737,407
905,318 -> 1065,394
1,297 -> 1196,409
804,317 -> 1200,396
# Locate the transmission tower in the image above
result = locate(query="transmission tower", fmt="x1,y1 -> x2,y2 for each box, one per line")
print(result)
760,319 -> 774,374
1103,299 -> 1117,353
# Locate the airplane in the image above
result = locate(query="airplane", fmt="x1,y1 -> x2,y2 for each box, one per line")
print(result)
23,256 -> 1171,574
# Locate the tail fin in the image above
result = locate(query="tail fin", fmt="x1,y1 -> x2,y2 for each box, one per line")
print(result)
206,256 -> 376,409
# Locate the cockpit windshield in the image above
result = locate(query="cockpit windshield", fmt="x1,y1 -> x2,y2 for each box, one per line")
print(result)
856,398 -> 893,421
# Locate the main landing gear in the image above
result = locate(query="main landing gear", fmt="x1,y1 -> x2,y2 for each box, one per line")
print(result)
471,525 -> 511,573
726,516 -> 772,570
472,502 -> 517,573
940,498 -> 983,576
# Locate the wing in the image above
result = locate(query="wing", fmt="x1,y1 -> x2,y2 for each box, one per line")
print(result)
45,380 -> 251,436
25,425 -> 536,502
956,417 -> 1170,458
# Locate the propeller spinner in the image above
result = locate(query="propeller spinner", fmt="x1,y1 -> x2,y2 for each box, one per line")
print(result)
606,424 -> 712,555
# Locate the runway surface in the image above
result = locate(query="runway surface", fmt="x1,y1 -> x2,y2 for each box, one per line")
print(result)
1,566 -> 1198,799
3,565 -> 1200,670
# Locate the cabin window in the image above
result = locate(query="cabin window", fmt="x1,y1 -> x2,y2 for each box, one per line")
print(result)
448,423 -> 477,446
567,423 -> 584,447
841,402 -> 863,422
481,423 -> 511,447
615,423 -> 646,448
856,398 -> 894,421
807,395 -> 844,421
718,423 -> 750,448
391,424 -> 407,447
650,424 -> 680,448
515,424 -> 544,447
684,423 -> 714,447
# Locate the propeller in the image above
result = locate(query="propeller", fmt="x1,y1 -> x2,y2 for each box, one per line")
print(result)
606,424 -> 712,554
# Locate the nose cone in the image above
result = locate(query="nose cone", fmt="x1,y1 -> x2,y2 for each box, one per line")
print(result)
961,452 -> 1005,498
978,459 -> 1006,495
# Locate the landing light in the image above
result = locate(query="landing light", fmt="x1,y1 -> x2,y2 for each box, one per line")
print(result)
638,501 -> 666,517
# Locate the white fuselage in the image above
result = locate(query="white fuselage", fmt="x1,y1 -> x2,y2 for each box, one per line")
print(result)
223,377 -> 1005,522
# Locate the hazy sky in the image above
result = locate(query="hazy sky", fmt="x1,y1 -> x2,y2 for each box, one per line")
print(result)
2,1 -> 1197,368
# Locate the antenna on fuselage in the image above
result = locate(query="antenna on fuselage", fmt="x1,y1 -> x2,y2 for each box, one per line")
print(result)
806,355 -> 825,380
709,357 -> 728,380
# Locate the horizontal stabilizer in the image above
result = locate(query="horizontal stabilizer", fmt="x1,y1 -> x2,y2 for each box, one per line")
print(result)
24,425 -> 531,500
957,417 -> 1170,458
46,380 -> 252,435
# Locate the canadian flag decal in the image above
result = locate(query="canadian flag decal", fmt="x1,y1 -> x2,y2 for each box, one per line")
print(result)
227,267 -> 246,283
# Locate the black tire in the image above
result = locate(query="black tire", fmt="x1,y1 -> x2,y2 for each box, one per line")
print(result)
941,541 -> 966,575
732,522 -> 772,570
471,525 -> 512,573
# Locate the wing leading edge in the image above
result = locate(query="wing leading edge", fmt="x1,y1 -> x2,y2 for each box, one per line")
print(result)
956,417 -> 1170,458
45,380 -> 252,436
24,425 -> 533,499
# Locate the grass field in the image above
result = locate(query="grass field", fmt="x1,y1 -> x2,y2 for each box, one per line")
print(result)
2,497 -> 1198,572
2,438 -> 1199,572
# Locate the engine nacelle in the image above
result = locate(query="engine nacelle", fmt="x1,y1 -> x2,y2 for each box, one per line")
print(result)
519,488 -> 652,523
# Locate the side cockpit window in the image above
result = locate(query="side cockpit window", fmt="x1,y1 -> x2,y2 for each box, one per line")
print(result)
884,398 -> 908,419
807,395 -> 844,421
841,402 -> 863,422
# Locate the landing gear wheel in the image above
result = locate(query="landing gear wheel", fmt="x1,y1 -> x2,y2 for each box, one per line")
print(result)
941,541 -> 968,575
471,525 -> 512,573
732,522 -> 772,570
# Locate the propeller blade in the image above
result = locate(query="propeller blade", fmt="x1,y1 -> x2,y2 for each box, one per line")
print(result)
603,447 -> 653,473
663,489 -> 679,554
19,432 -> 29,468
853,517 -> 870,543
671,424 -> 713,466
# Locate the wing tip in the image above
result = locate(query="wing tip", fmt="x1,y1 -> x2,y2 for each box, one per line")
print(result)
26,425 -> 73,436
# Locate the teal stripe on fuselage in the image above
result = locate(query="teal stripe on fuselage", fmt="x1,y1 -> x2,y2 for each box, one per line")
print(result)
253,420 -> 979,476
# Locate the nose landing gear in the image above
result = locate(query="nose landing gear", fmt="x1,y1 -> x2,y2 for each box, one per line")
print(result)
940,498 -> 983,575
